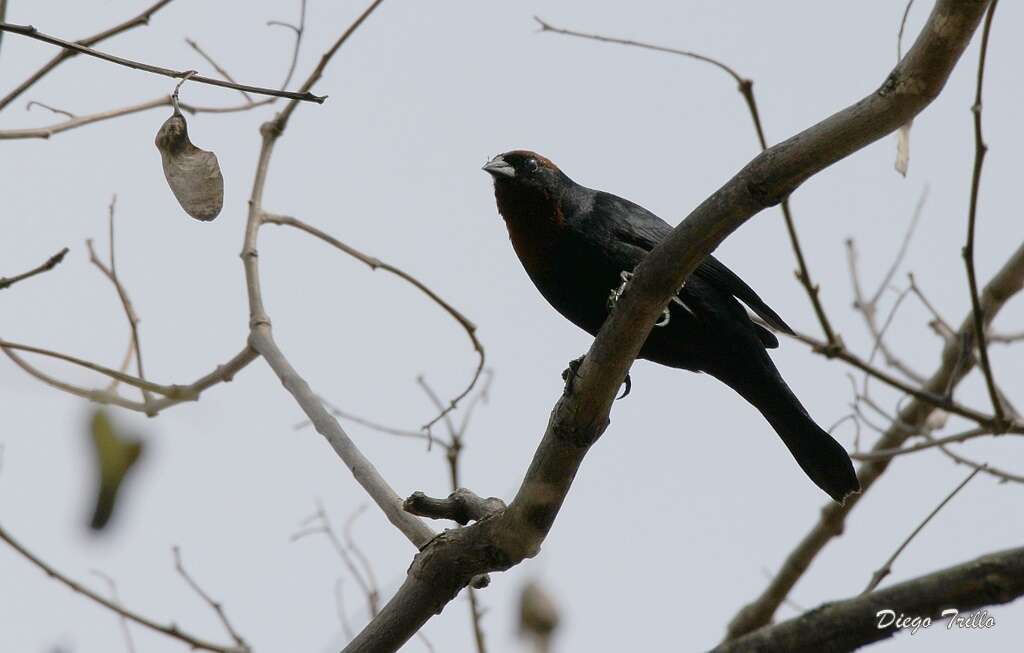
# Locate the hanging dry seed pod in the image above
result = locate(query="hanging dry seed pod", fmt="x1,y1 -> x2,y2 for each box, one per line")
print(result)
154,73 -> 223,221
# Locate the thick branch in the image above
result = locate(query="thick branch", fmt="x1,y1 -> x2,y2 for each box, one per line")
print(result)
714,546 -> 1024,653
344,2 -> 995,651
404,489 -> 506,526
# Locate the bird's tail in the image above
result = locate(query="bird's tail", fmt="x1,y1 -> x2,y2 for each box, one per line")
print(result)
708,354 -> 860,504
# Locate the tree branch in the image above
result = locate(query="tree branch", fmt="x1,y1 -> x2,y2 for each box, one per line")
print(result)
0,0 -> 176,112
728,237 -> 1024,638
237,0 -> 437,549
0,522 -> 241,653
961,0 -> 1005,424
260,213 -> 485,431
0,21 -> 324,103
714,546 -> 1024,653
0,246 -> 68,290
862,465 -> 983,593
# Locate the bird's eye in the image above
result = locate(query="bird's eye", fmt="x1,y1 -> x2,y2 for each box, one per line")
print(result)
524,158 -> 539,173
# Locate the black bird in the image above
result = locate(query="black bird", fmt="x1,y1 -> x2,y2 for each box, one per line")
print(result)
483,150 -> 859,503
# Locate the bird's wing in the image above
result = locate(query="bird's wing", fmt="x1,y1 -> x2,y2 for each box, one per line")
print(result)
592,191 -> 794,339
694,255 -> 795,337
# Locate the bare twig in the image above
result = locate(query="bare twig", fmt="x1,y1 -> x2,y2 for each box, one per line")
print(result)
0,247 -> 68,290
927,433 -> 1024,484
897,0 -> 917,60
962,0 -> 1005,425
268,0 -> 307,91
260,213 -> 485,431
0,522 -> 240,652
535,16 -> 839,347
870,186 -> 929,307
2,341 -> 258,414
26,100 -> 74,118
291,502 -> 380,616
908,272 -> 956,341
0,339 -> 184,397
2,2 -> 309,141
0,0 -> 176,112
90,570 -> 137,653
87,197 -> 152,408
341,505 -> 381,603
862,465 -> 984,593
334,579 -> 355,641
172,547 -> 249,651
851,426 -> 1014,461
184,39 -> 252,102
0,22 -> 324,103
296,397 -> 441,447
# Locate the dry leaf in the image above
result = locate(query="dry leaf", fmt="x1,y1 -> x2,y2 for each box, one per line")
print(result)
155,109 -> 224,221
895,119 -> 912,177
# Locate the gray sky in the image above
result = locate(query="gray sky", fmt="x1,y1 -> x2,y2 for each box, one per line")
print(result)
2,1 -> 1022,651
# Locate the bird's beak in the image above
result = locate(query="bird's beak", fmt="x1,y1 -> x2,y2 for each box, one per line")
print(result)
482,155 -> 515,178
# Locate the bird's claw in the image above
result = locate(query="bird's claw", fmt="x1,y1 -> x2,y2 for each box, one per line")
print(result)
561,355 -> 586,395
617,374 -> 632,400
608,270 -> 687,327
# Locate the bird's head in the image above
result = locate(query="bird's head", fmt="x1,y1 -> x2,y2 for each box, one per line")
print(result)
482,150 -> 570,195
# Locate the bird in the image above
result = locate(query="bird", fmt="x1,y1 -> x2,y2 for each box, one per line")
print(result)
482,150 -> 859,503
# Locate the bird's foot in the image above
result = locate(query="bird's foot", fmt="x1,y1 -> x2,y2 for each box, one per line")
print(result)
561,355 -> 586,395
562,355 -> 632,400
607,269 -> 688,328
606,270 -> 634,310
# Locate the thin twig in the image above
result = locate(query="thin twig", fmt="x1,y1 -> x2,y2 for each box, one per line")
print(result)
0,522 -> 239,653
260,213 -> 485,431
172,547 -> 249,650
296,397 -> 442,447
26,100 -> 74,118
862,465 -> 984,593
0,22 -> 324,103
291,502 -> 380,617
871,186 -> 930,307
962,0 -> 1005,426
0,339 -> 188,397
334,579 -> 355,641
341,505 -> 381,601
268,0 -> 307,91
929,434 -> 1024,484
851,426 -> 1019,461
897,0 -> 917,61
1,341 -> 258,414
184,39 -> 252,102
535,15 -> 839,347
0,247 -> 68,290
87,197 -> 153,408
90,570 -> 137,653
907,273 -> 956,341
0,0 -> 176,112
846,234 -> 925,384
273,0 -> 386,129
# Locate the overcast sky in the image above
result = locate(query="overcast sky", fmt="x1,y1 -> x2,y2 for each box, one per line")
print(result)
2,1 -> 1022,652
